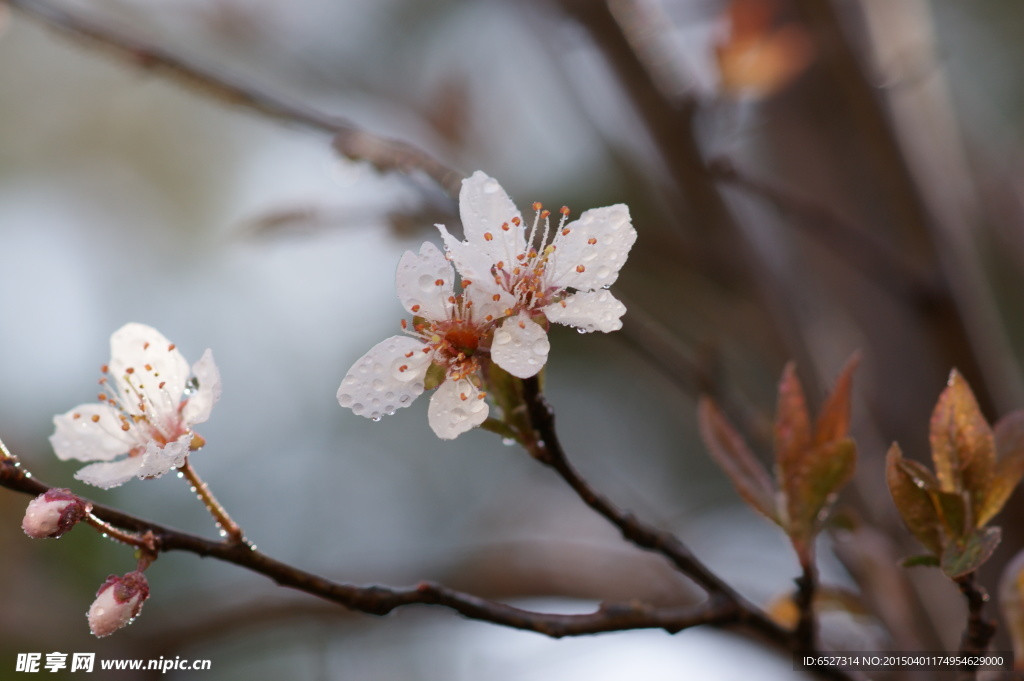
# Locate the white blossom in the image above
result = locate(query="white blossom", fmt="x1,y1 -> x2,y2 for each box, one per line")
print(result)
50,323 -> 221,489
87,571 -> 149,637
437,171 -> 636,378
337,242 -> 507,439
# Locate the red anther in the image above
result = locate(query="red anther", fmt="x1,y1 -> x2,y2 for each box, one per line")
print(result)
560,206 -> 570,215
587,237 -> 597,245
168,344 -> 176,351
492,294 -> 501,301
399,365 -> 409,372
405,351 -> 415,358
143,342 -> 150,350
411,304 -> 421,312
121,423 -> 130,432
73,413 -> 81,420
158,382 -> 166,389
462,279 -> 473,287
91,414 -> 100,423
576,265 -> 586,273
540,210 -> 550,219
501,222 -> 510,231
126,367 -> 135,374
434,279 -> 444,286
98,394 -> 107,401
532,201 -> 542,211
511,217 -> 522,226
561,228 -> 571,236
484,232 -> 494,241
144,364 -> 152,371
101,364 -> 109,373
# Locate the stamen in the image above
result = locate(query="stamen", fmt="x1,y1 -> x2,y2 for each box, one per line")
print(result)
168,344 -> 176,351
588,237 -> 598,245
434,279 -> 444,287
91,414 -> 100,423
125,367 -> 135,374
576,265 -> 586,273
484,232 -> 494,241
411,304 -> 421,312
143,342 -> 150,350
511,217 -> 521,227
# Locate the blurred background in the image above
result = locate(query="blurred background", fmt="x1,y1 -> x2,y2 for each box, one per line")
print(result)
1,0 -> 1023,678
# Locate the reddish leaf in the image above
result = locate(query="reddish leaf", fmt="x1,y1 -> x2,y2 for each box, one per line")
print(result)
980,411 -> 1024,526
928,370 -> 995,521
886,444 -> 943,556
784,438 -> 856,557
699,398 -> 779,523
814,352 -> 861,447
774,362 -> 812,490
941,526 -> 1001,579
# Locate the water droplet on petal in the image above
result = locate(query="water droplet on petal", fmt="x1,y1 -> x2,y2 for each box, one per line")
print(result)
493,329 -> 512,345
371,415 -> 382,422
502,437 -> 516,446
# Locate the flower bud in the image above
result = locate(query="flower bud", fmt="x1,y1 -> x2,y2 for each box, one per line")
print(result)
87,571 -> 150,637
22,488 -> 89,539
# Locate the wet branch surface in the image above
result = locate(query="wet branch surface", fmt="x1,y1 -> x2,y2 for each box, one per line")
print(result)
955,574 -> 997,681
517,378 -> 856,681
3,0 -> 464,198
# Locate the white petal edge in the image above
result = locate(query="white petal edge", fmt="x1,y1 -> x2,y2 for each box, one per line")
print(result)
491,313 -> 550,379
74,437 -> 190,489
51,403 -> 135,462
181,349 -> 221,425
338,336 -> 433,420
395,242 -> 455,322
548,204 -> 636,291
459,171 -> 526,266
544,289 -> 627,333
108,323 -> 190,411
427,378 -> 489,440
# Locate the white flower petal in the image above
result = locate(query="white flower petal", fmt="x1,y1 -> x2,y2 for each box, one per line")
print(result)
73,438 -> 189,489
181,349 -> 221,425
75,457 -> 146,489
490,313 -> 550,379
427,378 -> 489,439
544,289 -> 627,333
396,242 -> 455,321
459,171 -> 526,266
108,323 -> 190,412
50,403 -> 135,462
437,224 -> 496,284
338,336 -> 433,419
135,436 -> 190,479
549,204 -> 635,291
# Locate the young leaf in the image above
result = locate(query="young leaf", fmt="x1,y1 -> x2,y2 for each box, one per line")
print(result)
940,526 -> 1001,579
699,397 -> 779,523
928,370 -> 995,508
813,352 -> 861,446
933,489 -> 968,542
774,362 -> 812,492
886,444 -> 943,556
783,438 -> 856,553
980,411 -> 1024,526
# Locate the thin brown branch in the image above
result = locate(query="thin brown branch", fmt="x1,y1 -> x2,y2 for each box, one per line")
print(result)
178,458 -> 243,543
0,455 -> 737,639
955,573 -> 997,681
518,377 -> 780,637
793,560 -> 817,654
3,0 -> 464,198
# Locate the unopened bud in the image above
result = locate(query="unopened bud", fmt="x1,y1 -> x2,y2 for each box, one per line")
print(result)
88,571 -> 150,637
22,488 -> 90,539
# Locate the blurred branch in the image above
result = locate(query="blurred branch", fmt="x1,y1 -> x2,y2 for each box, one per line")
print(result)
708,157 -> 934,301
3,0 -> 464,198
0,454 -> 780,644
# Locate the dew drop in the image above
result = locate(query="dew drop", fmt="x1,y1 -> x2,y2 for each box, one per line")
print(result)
339,393 -> 354,407
502,437 -> 516,446
418,274 -> 437,292
596,265 -> 611,279
483,179 -> 500,194
493,329 -> 512,345
531,339 -> 549,355
371,415 -> 382,422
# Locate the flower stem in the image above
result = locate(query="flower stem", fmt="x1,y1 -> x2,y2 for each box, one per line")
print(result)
179,458 -> 244,543
955,572 -> 997,681
85,513 -> 156,556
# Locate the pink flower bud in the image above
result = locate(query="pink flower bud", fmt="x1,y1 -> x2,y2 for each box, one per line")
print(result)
22,488 -> 89,539
87,571 -> 150,637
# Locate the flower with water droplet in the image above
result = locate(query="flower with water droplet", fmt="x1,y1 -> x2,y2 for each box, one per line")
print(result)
337,242 -> 506,439
437,171 -> 636,378
22,488 -> 90,539
50,323 -> 221,489
88,571 -> 149,637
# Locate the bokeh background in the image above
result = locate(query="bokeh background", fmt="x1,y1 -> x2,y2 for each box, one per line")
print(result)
1,0 -> 1023,679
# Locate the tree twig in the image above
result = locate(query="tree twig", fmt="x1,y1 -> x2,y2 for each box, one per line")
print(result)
3,0 -> 464,198
517,377 -> 793,644
0,454 -> 747,640
955,573 -> 997,681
